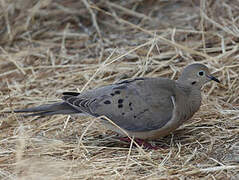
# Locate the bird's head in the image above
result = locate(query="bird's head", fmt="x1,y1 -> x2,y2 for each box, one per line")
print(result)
178,63 -> 220,89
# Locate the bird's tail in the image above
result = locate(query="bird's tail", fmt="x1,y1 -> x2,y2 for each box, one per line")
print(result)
5,102 -> 80,116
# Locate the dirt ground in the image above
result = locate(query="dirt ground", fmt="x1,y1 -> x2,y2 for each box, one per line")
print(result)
0,0 -> 238,179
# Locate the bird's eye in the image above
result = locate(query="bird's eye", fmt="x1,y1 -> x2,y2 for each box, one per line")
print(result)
198,70 -> 204,76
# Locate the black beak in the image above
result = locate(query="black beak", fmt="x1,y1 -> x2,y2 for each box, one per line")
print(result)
207,75 -> 220,83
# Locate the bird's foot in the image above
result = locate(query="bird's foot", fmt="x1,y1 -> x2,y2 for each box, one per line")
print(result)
119,137 -> 158,150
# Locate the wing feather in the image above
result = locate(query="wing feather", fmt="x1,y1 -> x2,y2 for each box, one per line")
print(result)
62,78 -> 176,132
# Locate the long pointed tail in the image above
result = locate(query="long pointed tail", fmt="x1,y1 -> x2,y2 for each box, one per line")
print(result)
7,102 -> 80,116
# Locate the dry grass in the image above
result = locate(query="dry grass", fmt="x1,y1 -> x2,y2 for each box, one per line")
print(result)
0,0 -> 238,179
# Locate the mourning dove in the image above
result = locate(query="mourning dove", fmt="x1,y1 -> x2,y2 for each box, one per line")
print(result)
9,63 -> 220,141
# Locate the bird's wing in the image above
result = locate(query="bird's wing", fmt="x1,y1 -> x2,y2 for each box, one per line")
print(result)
63,78 -> 176,132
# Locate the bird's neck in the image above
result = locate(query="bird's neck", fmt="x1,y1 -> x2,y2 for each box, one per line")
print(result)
175,83 -> 202,122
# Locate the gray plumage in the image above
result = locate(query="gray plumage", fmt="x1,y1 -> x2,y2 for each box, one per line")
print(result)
9,63 -> 220,140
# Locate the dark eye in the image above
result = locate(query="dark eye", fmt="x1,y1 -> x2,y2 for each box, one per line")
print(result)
198,71 -> 204,76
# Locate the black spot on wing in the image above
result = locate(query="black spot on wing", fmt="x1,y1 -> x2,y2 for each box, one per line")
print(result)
114,90 -> 121,94
104,100 -> 111,104
110,90 -> 121,97
118,104 -> 123,108
118,99 -> 123,104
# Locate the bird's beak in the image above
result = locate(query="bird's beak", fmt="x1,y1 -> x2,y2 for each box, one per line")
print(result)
207,75 -> 220,83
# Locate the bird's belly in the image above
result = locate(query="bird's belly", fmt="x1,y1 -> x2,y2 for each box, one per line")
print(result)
100,115 -> 182,140
127,118 -> 181,140
97,103 -> 196,140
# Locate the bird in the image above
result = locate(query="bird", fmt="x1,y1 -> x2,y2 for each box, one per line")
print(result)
7,63 -> 220,149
